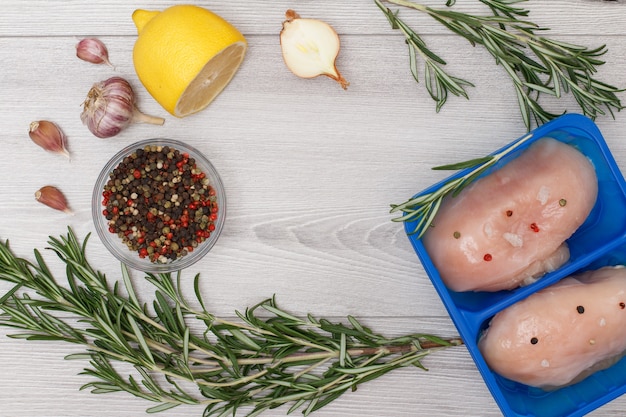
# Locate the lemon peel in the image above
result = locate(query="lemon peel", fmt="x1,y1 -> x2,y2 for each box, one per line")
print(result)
132,5 -> 247,118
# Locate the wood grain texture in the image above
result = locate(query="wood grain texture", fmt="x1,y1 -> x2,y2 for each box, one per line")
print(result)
1,1 -> 626,416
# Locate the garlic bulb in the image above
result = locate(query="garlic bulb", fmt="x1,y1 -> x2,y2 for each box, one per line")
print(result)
81,76 -> 164,138
280,9 -> 348,89
28,120 -> 70,159
76,38 -> 113,67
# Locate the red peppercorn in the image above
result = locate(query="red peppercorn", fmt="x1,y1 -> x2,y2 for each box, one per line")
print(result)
484,254 -> 493,261
101,145 -> 220,264
530,223 -> 540,232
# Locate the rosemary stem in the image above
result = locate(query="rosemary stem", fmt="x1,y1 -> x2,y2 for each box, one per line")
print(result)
123,328 -> 456,368
318,351 -> 386,393
377,0 -> 623,130
293,357 -> 333,380
384,0 -> 426,12
125,313 -> 335,367
129,309 -> 230,363
391,131 -> 535,236
0,229 -> 464,416
492,132 -> 533,159
202,370 -> 270,388
212,317 -> 276,336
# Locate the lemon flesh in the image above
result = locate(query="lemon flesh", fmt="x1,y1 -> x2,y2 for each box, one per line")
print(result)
175,42 -> 246,116
132,5 -> 247,118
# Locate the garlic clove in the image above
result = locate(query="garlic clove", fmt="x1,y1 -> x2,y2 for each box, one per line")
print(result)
76,38 -> 114,67
35,186 -> 73,214
280,9 -> 349,89
28,120 -> 70,159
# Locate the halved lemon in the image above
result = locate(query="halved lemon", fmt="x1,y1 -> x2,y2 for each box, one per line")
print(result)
132,5 -> 247,117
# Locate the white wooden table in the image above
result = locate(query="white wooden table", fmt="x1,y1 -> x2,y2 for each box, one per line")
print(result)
1,1 -> 626,416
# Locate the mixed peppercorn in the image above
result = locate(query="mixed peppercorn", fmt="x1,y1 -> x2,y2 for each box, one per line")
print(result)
451,199 -> 570,263
101,144 -> 219,264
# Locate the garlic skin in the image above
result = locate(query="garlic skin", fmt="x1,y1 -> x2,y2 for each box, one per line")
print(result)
80,76 -> 164,138
28,120 -> 70,159
280,10 -> 349,89
76,38 -> 113,67
35,186 -> 73,214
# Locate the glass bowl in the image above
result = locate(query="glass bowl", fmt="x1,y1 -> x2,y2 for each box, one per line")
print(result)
92,138 -> 226,273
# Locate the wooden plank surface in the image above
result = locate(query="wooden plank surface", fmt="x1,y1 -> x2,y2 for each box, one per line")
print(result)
1,1 -> 626,416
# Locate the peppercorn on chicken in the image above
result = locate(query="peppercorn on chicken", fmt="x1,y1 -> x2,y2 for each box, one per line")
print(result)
422,137 -> 598,292
478,266 -> 626,389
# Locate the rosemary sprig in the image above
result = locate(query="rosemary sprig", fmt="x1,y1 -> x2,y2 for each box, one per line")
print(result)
375,0 -> 624,130
390,132 -> 534,237
0,228 -> 462,416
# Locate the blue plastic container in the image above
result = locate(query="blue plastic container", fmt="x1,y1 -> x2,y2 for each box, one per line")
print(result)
404,114 -> 626,417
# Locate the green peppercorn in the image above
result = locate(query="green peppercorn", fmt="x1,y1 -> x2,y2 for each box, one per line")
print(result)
101,145 -> 220,264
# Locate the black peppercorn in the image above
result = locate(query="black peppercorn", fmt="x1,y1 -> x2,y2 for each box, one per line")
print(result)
101,145 -> 219,264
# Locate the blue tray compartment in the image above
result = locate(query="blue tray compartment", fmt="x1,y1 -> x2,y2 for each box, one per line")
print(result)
405,114 -> 626,417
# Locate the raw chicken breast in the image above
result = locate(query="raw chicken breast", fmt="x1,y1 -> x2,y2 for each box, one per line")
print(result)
423,138 -> 598,292
478,267 -> 626,389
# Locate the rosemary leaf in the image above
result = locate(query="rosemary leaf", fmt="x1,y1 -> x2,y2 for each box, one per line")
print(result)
0,283 -> 22,305
391,132 -> 534,237
146,403 -> 180,414
433,155 -> 494,170
376,0 -> 624,130
128,313 -> 155,365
